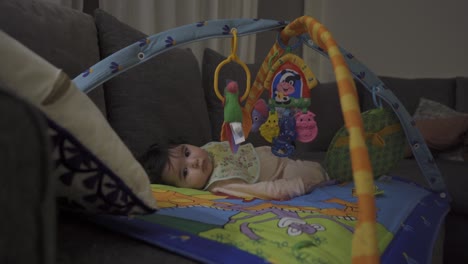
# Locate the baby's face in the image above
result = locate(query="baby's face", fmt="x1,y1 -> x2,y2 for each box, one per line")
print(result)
161,144 -> 213,189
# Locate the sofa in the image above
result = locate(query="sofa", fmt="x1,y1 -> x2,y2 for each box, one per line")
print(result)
1,0 -> 467,263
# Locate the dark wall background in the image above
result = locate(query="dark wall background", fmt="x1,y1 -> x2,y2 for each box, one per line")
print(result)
255,0 -> 304,62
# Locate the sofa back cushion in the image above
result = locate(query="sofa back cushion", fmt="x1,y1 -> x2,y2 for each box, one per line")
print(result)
0,0 -> 106,115
456,77 -> 468,113
360,77 -> 457,115
94,9 -> 212,157
0,88 -> 56,263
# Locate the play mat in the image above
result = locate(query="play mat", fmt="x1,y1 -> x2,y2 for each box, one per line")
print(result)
89,177 -> 447,264
72,16 -> 450,263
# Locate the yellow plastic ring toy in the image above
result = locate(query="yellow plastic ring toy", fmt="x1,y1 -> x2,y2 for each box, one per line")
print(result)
214,28 -> 251,102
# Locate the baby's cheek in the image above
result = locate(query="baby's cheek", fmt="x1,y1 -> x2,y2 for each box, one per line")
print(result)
202,172 -> 211,185
191,171 -> 211,189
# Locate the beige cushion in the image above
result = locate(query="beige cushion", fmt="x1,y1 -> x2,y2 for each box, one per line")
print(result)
0,31 -> 157,215
405,98 -> 468,161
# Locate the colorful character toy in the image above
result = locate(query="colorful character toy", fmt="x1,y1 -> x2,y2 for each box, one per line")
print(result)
259,111 -> 280,143
250,51 -> 319,157
271,112 -> 297,157
273,69 -> 300,105
295,111 -> 318,142
251,99 -> 268,133
266,53 -> 317,110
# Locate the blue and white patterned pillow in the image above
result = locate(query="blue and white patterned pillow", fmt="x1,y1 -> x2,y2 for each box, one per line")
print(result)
0,31 -> 157,215
49,120 -> 156,215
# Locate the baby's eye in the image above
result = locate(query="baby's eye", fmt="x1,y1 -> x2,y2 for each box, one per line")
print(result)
182,168 -> 188,178
184,147 -> 190,157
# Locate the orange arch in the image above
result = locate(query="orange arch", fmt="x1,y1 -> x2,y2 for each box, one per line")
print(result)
243,16 -> 379,264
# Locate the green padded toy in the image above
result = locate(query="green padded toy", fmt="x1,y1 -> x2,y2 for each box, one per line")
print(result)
324,107 -> 407,182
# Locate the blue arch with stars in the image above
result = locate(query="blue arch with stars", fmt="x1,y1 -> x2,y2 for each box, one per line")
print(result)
72,18 -> 447,194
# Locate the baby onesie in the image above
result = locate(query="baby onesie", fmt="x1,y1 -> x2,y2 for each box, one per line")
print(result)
202,141 -> 329,200
202,141 -> 260,190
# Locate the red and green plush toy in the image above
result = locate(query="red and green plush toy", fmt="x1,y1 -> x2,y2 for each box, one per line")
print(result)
220,80 -> 244,153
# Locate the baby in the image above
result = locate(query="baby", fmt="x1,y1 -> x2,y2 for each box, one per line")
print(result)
138,141 -> 329,200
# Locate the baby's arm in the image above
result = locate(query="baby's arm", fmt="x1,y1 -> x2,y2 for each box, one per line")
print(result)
209,158 -> 328,200
209,177 -> 309,201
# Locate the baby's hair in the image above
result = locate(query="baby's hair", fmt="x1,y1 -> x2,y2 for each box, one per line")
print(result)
138,138 -> 186,184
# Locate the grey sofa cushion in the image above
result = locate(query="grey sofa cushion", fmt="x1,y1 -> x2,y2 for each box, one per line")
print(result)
0,0 -> 105,115
0,88 -> 55,264
456,77 -> 468,113
94,9 -> 212,157
444,212 -> 468,262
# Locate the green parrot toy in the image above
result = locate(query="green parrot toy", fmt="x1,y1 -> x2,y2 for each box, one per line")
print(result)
221,80 -> 244,153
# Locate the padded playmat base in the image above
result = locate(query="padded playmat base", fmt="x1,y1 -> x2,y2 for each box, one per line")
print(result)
88,176 -> 449,264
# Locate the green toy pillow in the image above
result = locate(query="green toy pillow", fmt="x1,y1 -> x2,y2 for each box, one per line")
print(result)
324,108 -> 406,182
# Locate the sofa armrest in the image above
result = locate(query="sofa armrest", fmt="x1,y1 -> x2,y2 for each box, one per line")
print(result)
0,87 -> 55,264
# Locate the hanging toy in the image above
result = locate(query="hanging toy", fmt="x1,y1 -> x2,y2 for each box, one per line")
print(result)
295,110 -> 318,143
259,111 -> 280,143
271,111 -> 297,157
273,69 -> 300,105
251,99 -> 268,133
221,80 -> 244,153
265,53 -> 317,110
214,28 -> 251,153
255,39 -> 319,157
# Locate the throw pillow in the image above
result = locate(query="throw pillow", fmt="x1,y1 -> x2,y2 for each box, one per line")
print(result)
0,31 -> 157,215
94,9 -> 212,157
409,98 -> 468,161
413,97 -> 468,120
414,116 -> 468,151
